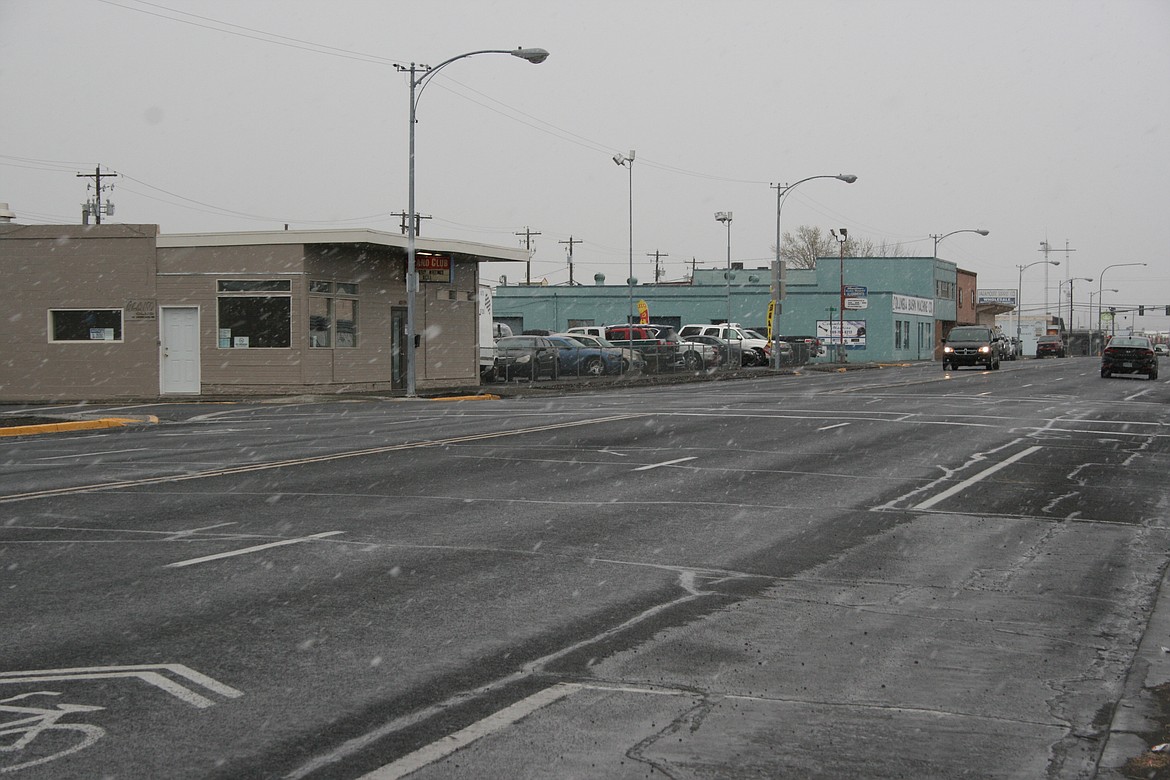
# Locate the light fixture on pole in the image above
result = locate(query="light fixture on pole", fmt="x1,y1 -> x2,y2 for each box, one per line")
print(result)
1089,288 -> 1118,350
770,174 -> 857,368
1096,262 -> 1147,353
396,47 -> 549,398
1016,259 -> 1059,353
931,228 -> 989,259
613,150 -> 636,361
830,227 -> 848,363
715,211 -> 734,368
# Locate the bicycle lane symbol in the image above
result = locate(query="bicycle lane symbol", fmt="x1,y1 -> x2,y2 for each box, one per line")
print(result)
0,665 -> 243,773
1,692 -> 105,774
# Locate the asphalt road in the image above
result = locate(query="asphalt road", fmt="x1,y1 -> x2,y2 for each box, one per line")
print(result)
2,358 -> 1168,779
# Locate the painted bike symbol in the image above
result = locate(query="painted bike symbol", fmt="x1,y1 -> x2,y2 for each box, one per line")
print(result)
0,691 -> 105,773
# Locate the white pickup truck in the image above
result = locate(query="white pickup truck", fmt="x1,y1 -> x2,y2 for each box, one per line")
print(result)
678,323 -> 771,366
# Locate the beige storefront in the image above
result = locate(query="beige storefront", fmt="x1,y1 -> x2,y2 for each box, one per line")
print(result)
1,223 -> 526,401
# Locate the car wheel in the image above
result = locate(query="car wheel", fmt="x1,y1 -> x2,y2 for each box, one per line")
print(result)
1151,371 -> 1159,381
1102,369 -> 1110,378
583,357 -> 604,376
683,351 -> 702,370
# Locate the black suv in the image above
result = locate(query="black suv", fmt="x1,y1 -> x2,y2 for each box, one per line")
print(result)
942,325 -> 1000,371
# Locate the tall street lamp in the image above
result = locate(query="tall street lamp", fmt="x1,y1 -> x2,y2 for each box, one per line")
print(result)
1097,262 -> 1148,352
770,173 -> 857,368
931,228 -> 989,259
1089,289 -> 1117,351
830,228 -> 848,363
1016,259 -> 1059,351
397,47 -> 549,398
613,151 -> 636,350
715,211 -> 734,368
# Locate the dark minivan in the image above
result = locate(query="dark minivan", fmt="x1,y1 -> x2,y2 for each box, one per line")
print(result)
942,325 -> 1000,371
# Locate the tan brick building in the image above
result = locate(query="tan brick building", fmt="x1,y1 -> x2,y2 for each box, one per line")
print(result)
1,223 -> 525,400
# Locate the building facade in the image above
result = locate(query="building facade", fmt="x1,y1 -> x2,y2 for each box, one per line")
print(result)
0,223 -> 526,400
493,256 -> 965,364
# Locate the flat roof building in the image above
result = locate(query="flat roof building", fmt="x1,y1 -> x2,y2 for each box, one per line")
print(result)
1,223 -> 526,400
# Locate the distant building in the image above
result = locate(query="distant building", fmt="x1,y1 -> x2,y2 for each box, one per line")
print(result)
0,223 -> 526,400
493,256 -> 971,363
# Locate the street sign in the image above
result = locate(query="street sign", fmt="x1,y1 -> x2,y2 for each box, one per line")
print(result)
844,298 -> 868,310
843,285 -> 867,298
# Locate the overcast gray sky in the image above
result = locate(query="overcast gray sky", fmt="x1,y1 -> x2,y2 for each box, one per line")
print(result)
3,0 -> 1169,328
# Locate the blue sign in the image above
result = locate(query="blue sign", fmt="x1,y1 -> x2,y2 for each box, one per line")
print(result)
843,285 -> 867,297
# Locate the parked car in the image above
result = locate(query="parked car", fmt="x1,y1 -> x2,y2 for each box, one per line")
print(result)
493,335 -> 559,381
942,325 -> 1000,370
561,331 -> 645,372
1155,343 -> 1169,357
744,328 -> 793,365
1101,335 -> 1158,380
605,324 -> 682,372
677,337 -> 723,370
1035,335 -> 1066,358
678,324 -> 770,366
546,335 -> 625,376
683,333 -> 741,367
994,334 -> 1015,361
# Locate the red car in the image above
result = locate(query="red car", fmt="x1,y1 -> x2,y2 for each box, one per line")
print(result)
1035,336 -> 1066,358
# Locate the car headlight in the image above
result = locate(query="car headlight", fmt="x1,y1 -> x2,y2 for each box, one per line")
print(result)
943,346 -> 954,354
979,346 -> 990,353
516,354 -> 531,364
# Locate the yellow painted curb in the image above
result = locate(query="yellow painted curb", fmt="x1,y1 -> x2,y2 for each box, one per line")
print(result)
429,394 -> 501,402
0,416 -> 154,438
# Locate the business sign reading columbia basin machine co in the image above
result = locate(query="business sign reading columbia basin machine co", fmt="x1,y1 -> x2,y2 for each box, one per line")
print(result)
891,294 -> 935,316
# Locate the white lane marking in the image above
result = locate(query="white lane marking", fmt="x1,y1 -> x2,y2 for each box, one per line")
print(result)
359,684 -> 582,780
1125,388 -> 1153,402
913,445 -> 1043,511
0,664 -> 242,708
165,531 -> 344,568
633,456 -> 698,471
35,448 -> 149,461
817,422 -> 850,431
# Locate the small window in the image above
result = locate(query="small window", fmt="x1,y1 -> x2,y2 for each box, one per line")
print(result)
49,309 -> 123,342
309,297 -> 332,348
335,283 -> 358,296
335,299 -> 357,347
309,280 -> 333,294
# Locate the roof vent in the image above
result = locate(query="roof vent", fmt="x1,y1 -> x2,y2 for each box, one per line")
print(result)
0,203 -> 15,223
594,273 -> 606,285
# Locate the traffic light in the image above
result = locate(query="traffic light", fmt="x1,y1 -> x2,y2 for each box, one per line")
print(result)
1166,305 -> 1170,316
1139,305 -> 1145,315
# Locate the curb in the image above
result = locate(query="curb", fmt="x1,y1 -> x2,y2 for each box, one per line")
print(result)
0,416 -> 158,438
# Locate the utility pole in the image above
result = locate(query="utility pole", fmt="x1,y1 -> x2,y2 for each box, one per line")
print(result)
515,226 -> 542,284
1038,238 -> 1075,332
647,249 -> 669,283
558,235 -> 582,285
77,166 -> 117,225
391,211 -> 431,236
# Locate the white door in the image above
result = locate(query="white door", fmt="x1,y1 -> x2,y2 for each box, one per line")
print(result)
160,306 -> 200,394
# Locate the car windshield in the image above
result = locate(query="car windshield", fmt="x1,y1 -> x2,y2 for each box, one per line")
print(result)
1038,336 -> 1061,343
948,327 -> 989,340
743,329 -> 766,339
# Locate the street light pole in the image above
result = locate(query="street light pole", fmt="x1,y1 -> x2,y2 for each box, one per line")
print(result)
1096,262 -> 1148,353
397,47 -> 548,398
715,211 -> 733,368
1016,259 -> 1059,354
1059,276 -> 1093,351
931,228 -> 989,259
770,173 -> 857,368
831,228 -> 848,363
613,151 -> 635,362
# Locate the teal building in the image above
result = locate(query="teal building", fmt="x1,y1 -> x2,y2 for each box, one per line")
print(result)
492,256 -> 962,363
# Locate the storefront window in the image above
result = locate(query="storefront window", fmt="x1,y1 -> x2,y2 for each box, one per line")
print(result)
309,281 -> 358,349
217,280 -> 292,348
49,309 -> 123,342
